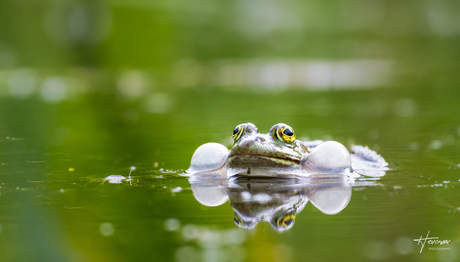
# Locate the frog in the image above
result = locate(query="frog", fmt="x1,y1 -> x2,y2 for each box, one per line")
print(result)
187,122 -> 388,178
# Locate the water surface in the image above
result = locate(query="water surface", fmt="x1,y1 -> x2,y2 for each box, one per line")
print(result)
1,86 -> 459,262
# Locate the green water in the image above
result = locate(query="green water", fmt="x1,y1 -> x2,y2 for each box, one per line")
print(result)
1,86 -> 459,262
1,0 -> 460,261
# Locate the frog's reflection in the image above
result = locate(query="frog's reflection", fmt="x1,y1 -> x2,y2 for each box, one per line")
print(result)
189,174 -> 352,231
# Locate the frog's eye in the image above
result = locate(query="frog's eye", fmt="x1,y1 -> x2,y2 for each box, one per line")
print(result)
232,124 -> 245,141
274,213 -> 296,229
275,125 -> 296,143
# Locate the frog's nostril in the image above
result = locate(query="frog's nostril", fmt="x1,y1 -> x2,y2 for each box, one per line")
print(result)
255,136 -> 265,142
238,139 -> 254,147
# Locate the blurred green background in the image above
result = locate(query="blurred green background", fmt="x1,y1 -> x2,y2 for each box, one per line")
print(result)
0,0 -> 459,86
1,0 -> 460,262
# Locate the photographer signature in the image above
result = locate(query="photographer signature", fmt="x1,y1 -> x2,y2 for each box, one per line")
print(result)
413,231 -> 451,253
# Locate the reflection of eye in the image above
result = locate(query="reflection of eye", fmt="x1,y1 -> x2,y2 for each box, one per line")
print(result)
233,213 -> 244,226
233,213 -> 258,229
232,124 -> 246,141
275,213 -> 296,228
275,124 -> 296,143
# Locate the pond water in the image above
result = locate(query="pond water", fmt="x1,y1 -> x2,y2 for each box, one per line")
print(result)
0,85 -> 459,262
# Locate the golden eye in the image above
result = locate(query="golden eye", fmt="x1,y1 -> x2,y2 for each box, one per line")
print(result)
232,124 -> 245,141
233,213 -> 244,226
276,125 -> 296,143
276,213 -> 296,228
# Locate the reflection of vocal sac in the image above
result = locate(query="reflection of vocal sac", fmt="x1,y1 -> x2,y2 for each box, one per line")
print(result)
189,176 -> 352,231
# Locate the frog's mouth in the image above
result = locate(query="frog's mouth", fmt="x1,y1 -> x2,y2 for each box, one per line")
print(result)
228,139 -> 302,167
228,154 -> 300,165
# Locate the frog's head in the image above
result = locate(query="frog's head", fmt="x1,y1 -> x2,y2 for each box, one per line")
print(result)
228,123 -> 309,168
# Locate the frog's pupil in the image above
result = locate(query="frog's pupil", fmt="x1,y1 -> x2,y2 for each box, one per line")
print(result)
233,127 -> 239,136
284,219 -> 293,226
283,128 -> 294,136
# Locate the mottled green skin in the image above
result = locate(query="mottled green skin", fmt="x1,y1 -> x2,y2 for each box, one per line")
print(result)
228,123 -> 309,168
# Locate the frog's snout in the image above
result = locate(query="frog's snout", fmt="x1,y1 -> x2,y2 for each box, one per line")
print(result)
254,136 -> 265,142
237,138 -> 255,148
236,136 -> 267,149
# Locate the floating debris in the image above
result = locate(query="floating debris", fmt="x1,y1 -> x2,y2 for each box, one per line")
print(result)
104,175 -> 126,184
126,166 -> 136,182
159,168 -> 176,174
